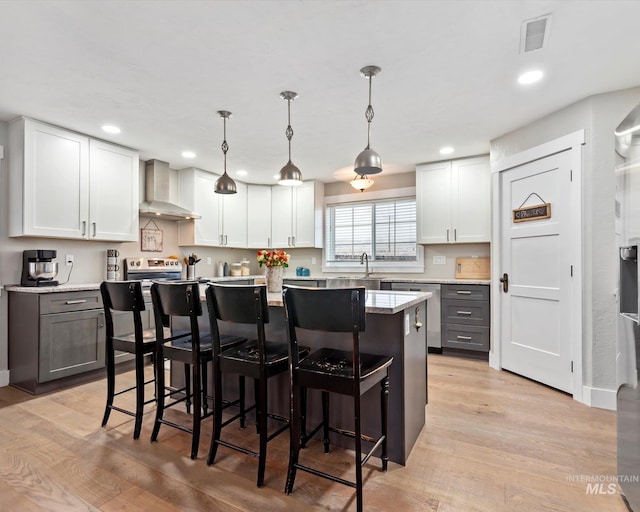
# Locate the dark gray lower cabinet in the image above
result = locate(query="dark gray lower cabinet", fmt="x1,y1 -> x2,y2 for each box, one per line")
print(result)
9,290 -> 106,394
441,284 -> 490,352
39,309 -> 106,382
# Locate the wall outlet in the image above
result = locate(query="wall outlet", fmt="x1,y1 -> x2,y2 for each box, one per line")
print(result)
433,255 -> 446,265
65,254 -> 74,265
311,257 -> 317,265
207,257 -> 212,265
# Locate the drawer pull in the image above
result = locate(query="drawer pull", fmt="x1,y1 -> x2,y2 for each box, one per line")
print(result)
456,290 -> 472,295
456,310 -> 472,315
457,335 -> 473,340
65,299 -> 87,305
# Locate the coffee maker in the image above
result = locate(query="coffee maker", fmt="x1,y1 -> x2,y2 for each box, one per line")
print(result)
21,250 -> 59,287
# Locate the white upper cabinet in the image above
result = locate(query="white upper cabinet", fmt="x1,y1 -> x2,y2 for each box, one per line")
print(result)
89,139 -> 139,241
271,181 -> 324,248
416,155 -> 491,244
178,167 -> 247,247
8,117 -> 139,241
221,181 -> 248,247
247,185 -> 272,248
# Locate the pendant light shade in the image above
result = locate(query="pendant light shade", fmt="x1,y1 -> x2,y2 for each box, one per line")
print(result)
354,65 -> 382,176
214,110 -> 237,194
350,174 -> 374,191
354,148 -> 382,176
278,91 -> 303,186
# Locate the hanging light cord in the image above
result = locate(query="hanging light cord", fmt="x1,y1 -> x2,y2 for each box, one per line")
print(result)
221,116 -> 229,174
286,98 -> 294,164
365,74 -> 374,150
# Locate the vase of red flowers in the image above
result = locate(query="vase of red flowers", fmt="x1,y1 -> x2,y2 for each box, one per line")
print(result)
257,249 -> 290,292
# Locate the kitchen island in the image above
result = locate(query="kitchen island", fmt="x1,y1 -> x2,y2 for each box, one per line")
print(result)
172,288 -> 431,465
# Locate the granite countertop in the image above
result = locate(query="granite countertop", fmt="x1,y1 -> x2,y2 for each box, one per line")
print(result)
4,283 -> 103,293
265,289 -> 432,314
280,275 -> 492,285
5,274 -> 489,295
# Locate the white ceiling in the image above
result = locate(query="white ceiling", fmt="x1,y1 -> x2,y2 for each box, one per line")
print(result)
2,0 -> 640,185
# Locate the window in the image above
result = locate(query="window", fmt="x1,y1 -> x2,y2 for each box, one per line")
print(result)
324,197 -> 419,270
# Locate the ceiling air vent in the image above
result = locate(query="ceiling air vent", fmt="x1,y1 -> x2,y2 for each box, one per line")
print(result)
520,14 -> 551,53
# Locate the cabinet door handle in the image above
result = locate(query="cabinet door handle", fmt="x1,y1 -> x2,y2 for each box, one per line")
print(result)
454,228 -> 457,241
82,221 -> 86,237
92,222 -> 97,238
446,229 -> 449,242
457,335 -> 472,340
291,235 -> 295,247
99,312 -> 104,328
65,299 -> 87,305
456,290 -> 472,295
219,235 -> 223,245
268,237 -> 271,248
224,235 -> 228,246
456,310 -> 473,315
287,236 -> 291,247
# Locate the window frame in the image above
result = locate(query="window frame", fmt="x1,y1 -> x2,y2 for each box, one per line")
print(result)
322,187 -> 424,273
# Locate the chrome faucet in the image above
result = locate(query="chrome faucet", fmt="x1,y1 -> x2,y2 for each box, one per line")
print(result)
360,252 -> 370,277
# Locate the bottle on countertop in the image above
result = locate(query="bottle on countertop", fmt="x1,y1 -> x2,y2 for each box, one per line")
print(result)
223,262 -> 230,276
217,261 -> 224,277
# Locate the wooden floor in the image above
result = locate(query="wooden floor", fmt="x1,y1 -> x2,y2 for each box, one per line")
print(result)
0,353 -> 628,512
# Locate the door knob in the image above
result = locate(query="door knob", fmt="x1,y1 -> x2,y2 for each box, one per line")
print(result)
499,273 -> 509,293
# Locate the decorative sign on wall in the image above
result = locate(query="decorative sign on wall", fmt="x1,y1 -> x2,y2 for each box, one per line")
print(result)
513,192 -> 552,223
141,219 -> 163,252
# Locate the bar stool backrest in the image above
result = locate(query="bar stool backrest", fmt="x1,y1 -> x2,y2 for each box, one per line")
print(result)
100,280 -> 146,343
207,283 -> 269,325
283,285 -> 366,377
150,281 -> 202,349
283,286 -> 365,332
206,283 -> 269,363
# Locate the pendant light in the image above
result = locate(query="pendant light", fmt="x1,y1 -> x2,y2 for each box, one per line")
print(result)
354,65 -> 382,176
278,91 -> 303,186
214,110 -> 237,194
350,174 -> 375,191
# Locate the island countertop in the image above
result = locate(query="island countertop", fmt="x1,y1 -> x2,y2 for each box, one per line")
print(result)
7,282 -> 432,315
264,289 -> 432,314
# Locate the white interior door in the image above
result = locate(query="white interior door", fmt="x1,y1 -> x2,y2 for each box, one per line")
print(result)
500,150 -> 574,393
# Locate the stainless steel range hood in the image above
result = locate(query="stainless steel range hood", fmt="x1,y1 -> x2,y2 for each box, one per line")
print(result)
139,159 -> 201,220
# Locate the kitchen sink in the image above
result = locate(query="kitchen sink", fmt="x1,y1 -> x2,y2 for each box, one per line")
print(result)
325,277 -> 382,290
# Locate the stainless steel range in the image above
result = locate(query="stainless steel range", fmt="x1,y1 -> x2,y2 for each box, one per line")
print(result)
123,257 -> 183,285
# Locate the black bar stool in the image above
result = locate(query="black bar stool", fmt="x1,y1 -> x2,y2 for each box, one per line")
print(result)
100,280 -> 158,439
205,283 -> 309,487
150,281 -> 245,459
282,285 -> 393,512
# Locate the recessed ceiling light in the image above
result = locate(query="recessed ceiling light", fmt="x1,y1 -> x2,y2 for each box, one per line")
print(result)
518,69 -> 544,85
182,151 -> 196,158
439,146 -> 454,155
236,169 -> 248,177
273,173 -> 280,180
102,124 -> 121,134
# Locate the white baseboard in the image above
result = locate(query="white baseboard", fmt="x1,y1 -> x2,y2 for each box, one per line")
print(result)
582,385 -> 617,410
0,370 -> 9,388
